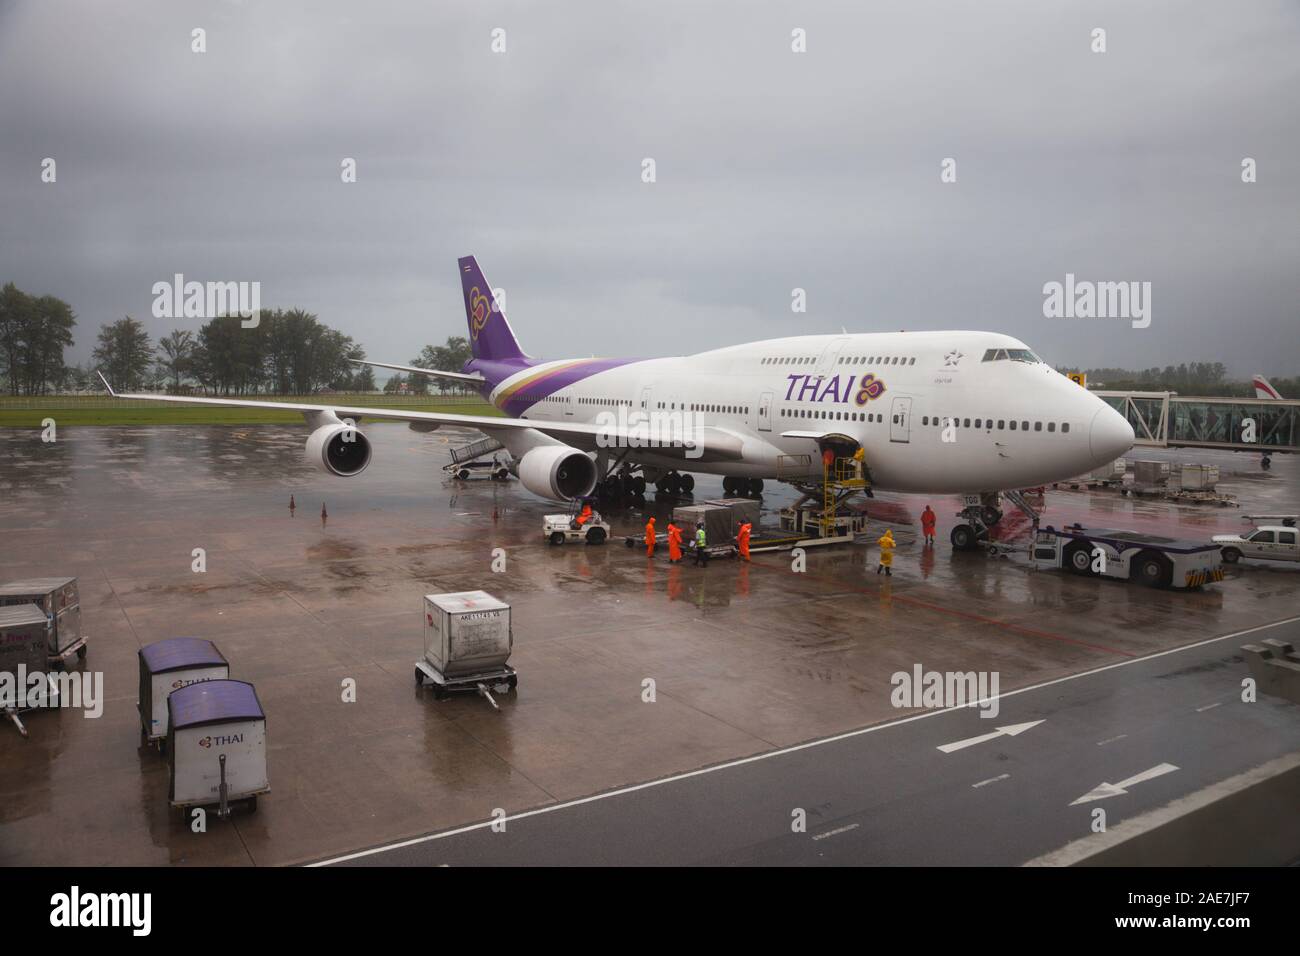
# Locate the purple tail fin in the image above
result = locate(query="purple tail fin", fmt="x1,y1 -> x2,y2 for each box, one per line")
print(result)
458,256 -> 528,363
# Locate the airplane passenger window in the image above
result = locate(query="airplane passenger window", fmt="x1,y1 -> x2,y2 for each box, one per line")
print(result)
1062,423 -> 1070,433
1010,421 -> 1017,430
963,418 -> 970,427
1022,421 -> 1029,430
975,419 -> 982,428
909,358 -> 916,365
1034,422 -> 1042,431
923,416 -> 929,425
893,415 -> 899,424
1047,422 -> 1055,432
998,420 -> 1005,429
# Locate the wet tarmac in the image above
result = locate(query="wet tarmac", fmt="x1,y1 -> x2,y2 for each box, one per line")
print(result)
1,425 -> 1298,865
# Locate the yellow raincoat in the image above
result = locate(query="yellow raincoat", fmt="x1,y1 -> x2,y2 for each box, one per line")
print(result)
877,530 -> 896,567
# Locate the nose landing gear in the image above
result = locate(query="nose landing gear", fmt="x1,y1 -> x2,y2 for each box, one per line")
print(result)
950,490 -> 1040,552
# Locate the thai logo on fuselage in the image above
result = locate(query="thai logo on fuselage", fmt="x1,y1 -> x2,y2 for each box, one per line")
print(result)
469,287 -> 492,340
781,372 -> 887,406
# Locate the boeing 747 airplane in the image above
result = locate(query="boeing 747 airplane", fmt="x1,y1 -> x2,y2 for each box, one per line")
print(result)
100,255 -> 1135,549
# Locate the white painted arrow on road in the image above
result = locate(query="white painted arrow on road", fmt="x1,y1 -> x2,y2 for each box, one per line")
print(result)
936,720 -> 1044,753
1070,763 -> 1179,805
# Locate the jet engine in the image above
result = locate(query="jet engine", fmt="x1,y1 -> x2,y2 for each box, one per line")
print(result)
516,445 -> 597,501
305,421 -> 372,476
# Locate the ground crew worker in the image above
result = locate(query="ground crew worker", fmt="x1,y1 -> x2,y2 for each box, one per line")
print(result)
822,447 -> 834,473
667,522 -> 683,563
736,521 -> 752,562
921,505 -> 936,547
644,516 -> 656,557
573,500 -> 593,529
852,445 -> 866,479
876,528 -> 896,576
694,521 -> 709,567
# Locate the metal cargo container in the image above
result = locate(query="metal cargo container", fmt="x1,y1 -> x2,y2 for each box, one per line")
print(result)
0,604 -> 51,712
1088,459 -> 1127,481
703,498 -> 761,530
0,577 -> 82,656
1178,463 -> 1219,491
423,591 -> 513,679
167,679 -> 268,811
672,504 -> 734,546
1131,460 -> 1170,488
138,638 -> 230,746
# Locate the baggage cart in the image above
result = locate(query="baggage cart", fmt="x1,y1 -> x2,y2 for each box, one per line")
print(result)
138,638 -> 231,750
167,680 -> 268,817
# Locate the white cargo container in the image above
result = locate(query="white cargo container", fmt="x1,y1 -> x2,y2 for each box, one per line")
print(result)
167,679 -> 268,813
415,591 -> 516,701
0,605 -> 53,721
1088,459 -> 1127,482
0,577 -> 84,661
138,637 -> 230,748
1131,459 -> 1171,489
1178,463 -> 1220,491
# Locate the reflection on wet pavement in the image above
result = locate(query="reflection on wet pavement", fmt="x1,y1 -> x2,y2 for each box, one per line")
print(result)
1,424 -> 1297,865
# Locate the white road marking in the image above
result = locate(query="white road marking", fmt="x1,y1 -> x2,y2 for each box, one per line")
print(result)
812,823 -> 860,841
1096,734 -> 1128,746
937,720 -> 1044,753
972,773 -> 1011,789
312,614 -> 1300,866
1195,702 -> 1222,713
1070,763 -> 1180,805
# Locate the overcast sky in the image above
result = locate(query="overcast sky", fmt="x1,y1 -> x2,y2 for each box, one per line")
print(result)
2,0 -> 1297,377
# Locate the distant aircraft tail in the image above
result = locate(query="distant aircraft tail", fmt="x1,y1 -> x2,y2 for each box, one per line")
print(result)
458,255 -> 529,363
1253,375 -> 1283,400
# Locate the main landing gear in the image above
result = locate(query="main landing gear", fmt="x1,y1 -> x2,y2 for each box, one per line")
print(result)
721,476 -> 764,497
654,471 -> 695,497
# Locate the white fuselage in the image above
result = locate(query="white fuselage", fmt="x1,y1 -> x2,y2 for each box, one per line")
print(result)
496,330 -> 1135,495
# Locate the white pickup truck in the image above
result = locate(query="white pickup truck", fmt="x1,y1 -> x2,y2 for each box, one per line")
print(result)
1213,522 -> 1300,564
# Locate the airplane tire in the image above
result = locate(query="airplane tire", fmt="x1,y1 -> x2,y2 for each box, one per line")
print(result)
722,477 -> 736,495
680,473 -> 695,493
749,479 -> 764,495
633,476 -> 647,495
950,524 -> 978,551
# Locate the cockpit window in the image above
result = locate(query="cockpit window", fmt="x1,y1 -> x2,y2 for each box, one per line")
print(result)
982,348 -> 1042,363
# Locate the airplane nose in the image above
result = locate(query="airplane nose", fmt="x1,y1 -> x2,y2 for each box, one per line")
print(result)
1088,404 -> 1135,465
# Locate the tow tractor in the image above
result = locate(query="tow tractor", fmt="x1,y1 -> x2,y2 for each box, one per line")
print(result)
1028,524 -> 1224,589
543,499 -> 610,546
1213,515 -> 1300,564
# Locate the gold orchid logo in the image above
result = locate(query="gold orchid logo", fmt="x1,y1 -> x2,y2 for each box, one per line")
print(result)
469,286 -> 492,340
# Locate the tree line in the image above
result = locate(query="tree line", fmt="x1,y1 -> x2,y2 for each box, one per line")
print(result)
1066,362 -> 1300,398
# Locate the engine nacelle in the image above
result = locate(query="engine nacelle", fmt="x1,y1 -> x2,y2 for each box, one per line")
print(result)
516,445 -> 597,501
305,421 -> 372,476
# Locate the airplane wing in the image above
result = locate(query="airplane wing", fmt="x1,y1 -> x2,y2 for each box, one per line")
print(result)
98,373 -> 744,461
350,359 -> 484,383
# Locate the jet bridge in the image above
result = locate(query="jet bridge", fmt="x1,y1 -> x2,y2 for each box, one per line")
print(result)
1096,392 -> 1300,456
